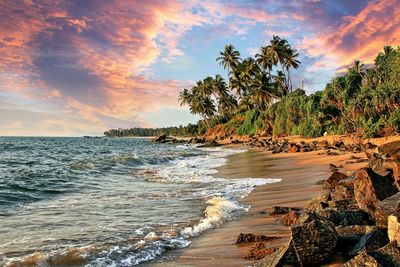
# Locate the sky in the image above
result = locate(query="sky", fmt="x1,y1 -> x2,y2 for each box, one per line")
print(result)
0,0 -> 399,136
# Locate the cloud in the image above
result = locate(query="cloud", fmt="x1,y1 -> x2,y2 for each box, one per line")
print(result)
300,0 -> 400,71
0,0 -> 397,135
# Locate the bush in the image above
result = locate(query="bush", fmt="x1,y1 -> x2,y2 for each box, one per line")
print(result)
223,114 -> 245,132
359,117 -> 384,138
388,109 -> 400,133
237,110 -> 260,135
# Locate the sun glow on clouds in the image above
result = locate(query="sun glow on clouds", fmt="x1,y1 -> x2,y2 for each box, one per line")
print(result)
0,0 -> 398,136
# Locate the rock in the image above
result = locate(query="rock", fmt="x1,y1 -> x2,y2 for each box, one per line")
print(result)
281,211 -> 301,226
257,219 -> 337,266
304,191 -> 331,211
393,162 -> 400,190
370,242 -> 400,266
330,185 -> 354,201
317,141 -> 329,149
269,206 -> 300,215
336,226 -> 378,255
379,192 -> 400,217
287,143 -> 300,153
325,171 -> 349,189
150,134 -> 166,143
256,241 -> 298,267
388,211 -> 400,244
316,208 -> 370,226
242,243 -> 276,260
272,146 -> 284,154
197,140 -> 221,147
349,227 -> 389,256
378,141 -> 400,161
363,142 -> 378,150
344,251 -> 379,267
327,199 -> 359,211
235,233 -> 281,244
354,168 -> 398,224
367,152 -> 386,171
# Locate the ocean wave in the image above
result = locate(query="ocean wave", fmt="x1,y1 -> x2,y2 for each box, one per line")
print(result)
181,196 -> 246,237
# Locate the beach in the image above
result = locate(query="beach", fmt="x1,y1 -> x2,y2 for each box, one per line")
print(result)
149,145 -> 369,266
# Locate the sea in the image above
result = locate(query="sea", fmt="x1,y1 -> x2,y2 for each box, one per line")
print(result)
0,137 -> 281,266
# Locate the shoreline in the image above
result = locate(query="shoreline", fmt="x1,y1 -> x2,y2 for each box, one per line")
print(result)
149,144 -> 369,266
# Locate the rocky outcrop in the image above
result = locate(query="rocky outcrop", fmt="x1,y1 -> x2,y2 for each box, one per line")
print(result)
378,140 -> 400,161
344,242 -> 400,266
343,251 -> 379,266
349,227 -> 389,256
304,191 -> 330,211
316,208 -> 370,226
354,168 -> 398,225
325,171 -> 349,189
281,210 -> 301,226
257,219 -> 337,266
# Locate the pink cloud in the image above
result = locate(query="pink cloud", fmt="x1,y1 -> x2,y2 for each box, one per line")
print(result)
301,0 -> 400,70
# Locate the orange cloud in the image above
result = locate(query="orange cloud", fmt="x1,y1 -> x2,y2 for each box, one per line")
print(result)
301,0 -> 400,70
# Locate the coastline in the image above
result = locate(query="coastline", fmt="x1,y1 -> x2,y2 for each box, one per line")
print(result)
148,145 -> 369,266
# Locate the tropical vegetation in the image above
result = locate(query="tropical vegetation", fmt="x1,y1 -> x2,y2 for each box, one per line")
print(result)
106,37 -> 400,138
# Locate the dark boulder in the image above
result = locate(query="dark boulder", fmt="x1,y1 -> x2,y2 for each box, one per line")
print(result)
349,227 -> 389,256
197,140 -> 221,147
150,134 -> 166,143
336,225 -> 377,253
316,208 -> 370,226
343,251 -> 379,267
269,206 -> 301,215
257,219 -> 337,266
235,233 -> 281,244
354,168 -> 398,225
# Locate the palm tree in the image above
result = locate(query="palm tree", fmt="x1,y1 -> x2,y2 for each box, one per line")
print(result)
250,72 -> 276,109
284,48 -> 300,92
352,60 -> 364,76
256,46 -> 274,73
216,44 -> 241,72
178,88 -> 193,106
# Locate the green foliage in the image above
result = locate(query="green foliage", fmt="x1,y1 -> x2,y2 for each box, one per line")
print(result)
237,110 -> 260,135
223,114 -> 245,132
388,109 -> 400,134
359,117 -> 384,138
104,123 -> 199,137
107,45 -> 400,139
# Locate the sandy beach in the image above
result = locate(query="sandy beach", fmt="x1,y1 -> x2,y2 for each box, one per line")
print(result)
148,146 -> 368,266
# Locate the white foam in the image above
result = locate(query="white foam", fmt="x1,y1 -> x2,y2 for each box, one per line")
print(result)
181,196 -> 246,237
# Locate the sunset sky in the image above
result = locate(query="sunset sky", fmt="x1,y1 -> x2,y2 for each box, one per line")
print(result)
1,0 -> 399,136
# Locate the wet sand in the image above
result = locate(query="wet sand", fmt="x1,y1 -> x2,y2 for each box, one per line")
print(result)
149,148 -> 368,267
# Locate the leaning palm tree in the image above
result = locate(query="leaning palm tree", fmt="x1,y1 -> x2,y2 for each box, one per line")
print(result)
284,48 -> 301,92
216,44 -> 241,72
178,88 -> 193,106
250,72 -> 276,109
